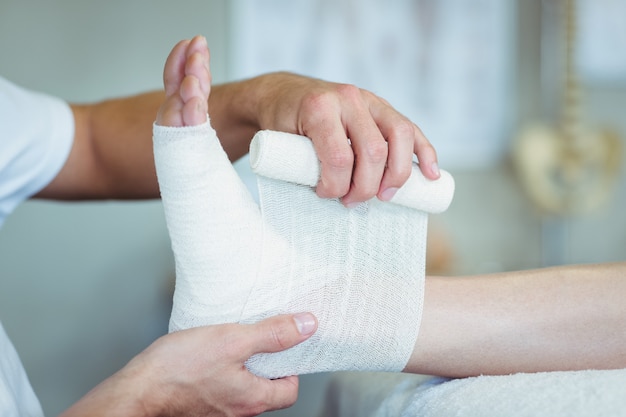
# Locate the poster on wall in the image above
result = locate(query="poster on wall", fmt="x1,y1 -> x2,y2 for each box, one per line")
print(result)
228,0 -> 515,170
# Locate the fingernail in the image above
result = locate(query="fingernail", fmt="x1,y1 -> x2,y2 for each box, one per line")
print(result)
379,187 -> 398,201
431,162 -> 440,177
345,201 -> 360,209
293,313 -> 316,335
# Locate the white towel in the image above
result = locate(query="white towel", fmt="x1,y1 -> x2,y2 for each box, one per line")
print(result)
321,369 -> 626,417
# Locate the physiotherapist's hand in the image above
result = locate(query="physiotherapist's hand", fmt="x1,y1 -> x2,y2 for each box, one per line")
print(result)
253,72 -> 440,207
60,313 -> 317,417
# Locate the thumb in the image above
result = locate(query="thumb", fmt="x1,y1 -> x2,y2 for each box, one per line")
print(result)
244,313 -> 317,357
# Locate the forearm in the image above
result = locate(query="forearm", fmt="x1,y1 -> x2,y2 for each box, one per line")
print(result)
37,92 -> 164,200
36,81 -> 262,200
408,262 -> 626,377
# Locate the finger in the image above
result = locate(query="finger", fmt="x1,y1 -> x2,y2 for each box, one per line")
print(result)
314,135 -> 354,199
340,114 -> 388,206
315,84 -> 388,205
156,94 -> 185,126
163,39 -> 191,97
298,85 -> 355,199
185,36 -> 212,97
308,119 -> 354,200
242,313 -> 317,359
179,74 -> 202,103
260,375 -> 301,412
185,52 -> 212,98
178,72 -> 207,126
182,95 -> 208,126
413,125 -> 440,180
370,95 -> 440,182
376,120 -> 414,201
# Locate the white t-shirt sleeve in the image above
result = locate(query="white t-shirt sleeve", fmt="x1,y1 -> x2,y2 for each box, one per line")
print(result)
0,76 -> 74,227
0,323 -> 44,417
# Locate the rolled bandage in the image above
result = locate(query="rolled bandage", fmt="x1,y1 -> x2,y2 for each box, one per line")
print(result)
249,130 -> 455,213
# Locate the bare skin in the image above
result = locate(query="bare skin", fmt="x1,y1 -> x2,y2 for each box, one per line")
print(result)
409,262 -> 626,377
156,37 -> 210,127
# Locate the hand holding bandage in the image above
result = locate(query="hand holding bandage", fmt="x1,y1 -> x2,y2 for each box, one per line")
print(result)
250,130 -> 455,213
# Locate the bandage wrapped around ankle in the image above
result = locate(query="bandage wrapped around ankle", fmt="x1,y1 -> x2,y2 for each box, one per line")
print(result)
153,121 -> 454,379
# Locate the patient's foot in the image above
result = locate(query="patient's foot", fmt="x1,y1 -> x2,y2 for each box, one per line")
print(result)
156,35 -> 211,127
153,37 -> 425,380
153,36 -> 264,329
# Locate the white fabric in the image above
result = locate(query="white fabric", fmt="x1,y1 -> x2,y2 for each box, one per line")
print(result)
154,120 -> 455,379
0,325 -> 44,417
0,76 -> 74,228
322,369 -> 626,417
0,76 -> 73,417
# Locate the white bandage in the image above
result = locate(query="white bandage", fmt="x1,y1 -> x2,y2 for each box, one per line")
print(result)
153,121 -> 455,378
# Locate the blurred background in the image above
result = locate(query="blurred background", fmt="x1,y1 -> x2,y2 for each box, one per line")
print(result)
0,0 -> 624,416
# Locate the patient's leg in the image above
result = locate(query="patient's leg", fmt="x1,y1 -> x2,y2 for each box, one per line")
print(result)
410,263 -> 626,377
153,36 -> 423,379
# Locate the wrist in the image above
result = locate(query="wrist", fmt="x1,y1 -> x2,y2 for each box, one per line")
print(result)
59,354 -> 162,417
113,353 -> 166,417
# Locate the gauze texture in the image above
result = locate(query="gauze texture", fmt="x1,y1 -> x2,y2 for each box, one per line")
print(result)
153,122 -> 455,378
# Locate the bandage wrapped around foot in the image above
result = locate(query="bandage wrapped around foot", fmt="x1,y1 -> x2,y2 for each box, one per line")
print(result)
153,121 -> 454,378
